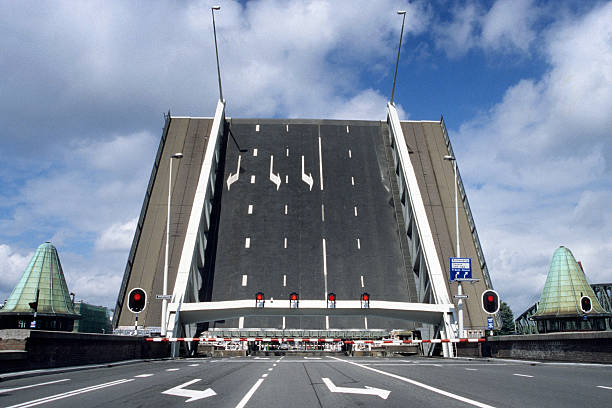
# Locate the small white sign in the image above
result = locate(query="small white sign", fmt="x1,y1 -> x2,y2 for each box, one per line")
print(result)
453,294 -> 469,299
156,295 -> 172,300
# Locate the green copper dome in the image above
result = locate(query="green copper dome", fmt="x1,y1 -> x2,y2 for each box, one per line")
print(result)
0,242 -> 77,316
533,246 -> 606,319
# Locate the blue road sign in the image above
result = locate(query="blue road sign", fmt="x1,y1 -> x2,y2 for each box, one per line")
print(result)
487,317 -> 494,330
449,257 -> 472,281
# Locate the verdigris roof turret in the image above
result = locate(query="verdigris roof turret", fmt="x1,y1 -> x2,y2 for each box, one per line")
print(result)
533,246 -> 606,319
0,242 -> 78,316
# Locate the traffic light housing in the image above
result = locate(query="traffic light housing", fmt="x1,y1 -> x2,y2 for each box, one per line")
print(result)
255,292 -> 265,308
580,296 -> 592,313
127,288 -> 147,313
290,292 -> 299,308
327,292 -> 336,309
481,290 -> 500,314
361,293 -> 370,309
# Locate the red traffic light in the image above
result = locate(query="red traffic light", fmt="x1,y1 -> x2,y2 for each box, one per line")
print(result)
361,292 -> 370,308
256,293 -> 263,301
481,289 -> 500,314
362,293 -> 369,302
580,296 -> 592,313
127,288 -> 147,313
255,292 -> 265,308
328,293 -> 336,302
290,293 -> 298,301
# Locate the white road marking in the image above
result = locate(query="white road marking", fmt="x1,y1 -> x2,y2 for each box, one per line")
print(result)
326,315 -> 329,330
245,238 -> 251,248
322,238 -> 328,299
282,316 -> 286,328
189,364 -> 199,367
357,238 -> 361,249
597,385 -> 612,390
465,368 -> 478,371
269,155 -> 281,190
241,275 -> 248,286
322,377 -> 390,400
354,206 -> 358,216
283,275 -> 286,287
226,155 -> 241,190
286,148 -> 289,157
239,316 -> 244,328
286,124 -> 289,132
248,204 -> 253,214
304,357 -> 322,360
513,374 -> 533,378
284,237 -> 287,249
134,374 -> 154,378
346,125 -> 350,133
235,379 -> 264,408
328,357 -> 495,408
6,379 -> 134,408
0,379 -> 70,394
284,175 -> 288,183
273,364 -> 277,367
360,275 -> 364,288
267,368 -> 273,371
318,135 -> 324,190
364,316 -> 368,329
349,149 -> 352,158
262,374 -> 268,378
351,176 -> 355,186
254,357 -> 269,360
253,148 -> 258,157
255,124 -> 260,132
321,204 -> 325,221
301,155 -> 314,190
284,204 -> 288,214
166,368 -> 180,372
250,175 -> 255,184
162,379 -> 216,402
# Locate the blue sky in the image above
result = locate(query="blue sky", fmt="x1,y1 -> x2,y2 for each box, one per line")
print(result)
1,0 -> 611,317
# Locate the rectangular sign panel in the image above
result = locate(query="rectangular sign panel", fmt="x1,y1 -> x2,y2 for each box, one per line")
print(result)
487,317 -> 494,330
449,257 -> 472,281
156,294 -> 172,300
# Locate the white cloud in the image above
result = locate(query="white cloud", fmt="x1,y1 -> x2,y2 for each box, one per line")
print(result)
95,218 -> 137,252
0,244 -> 33,300
454,2 -> 612,313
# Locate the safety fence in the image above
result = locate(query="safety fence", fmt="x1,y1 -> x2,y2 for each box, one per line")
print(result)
146,337 -> 485,345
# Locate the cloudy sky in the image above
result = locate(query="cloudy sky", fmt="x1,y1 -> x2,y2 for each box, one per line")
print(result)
1,0 -> 610,317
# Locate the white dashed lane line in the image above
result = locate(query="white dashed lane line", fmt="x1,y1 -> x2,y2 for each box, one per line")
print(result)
597,386 -> 612,390
351,176 -> 355,186
241,275 -> 248,286
513,374 -> 533,378
250,175 -> 255,184
465,368 -> 478,371
134,374 -> 154,378
245,238 -> 251,249
357,238 -> 361,249
248,204 -> 253,214
253,148 -> 258,157
166,368 -> 180,372
0,379 -> 70,394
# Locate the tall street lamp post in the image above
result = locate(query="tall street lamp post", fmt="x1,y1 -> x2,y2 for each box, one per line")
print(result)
390,10 -> 407,105
162,152 -> 183,337
211,5 -> 223,102
444,154 -> 463,337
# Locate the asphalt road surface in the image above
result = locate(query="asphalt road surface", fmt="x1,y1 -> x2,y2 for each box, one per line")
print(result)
2,357 -> 611,407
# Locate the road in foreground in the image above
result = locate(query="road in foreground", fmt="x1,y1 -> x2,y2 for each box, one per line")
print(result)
1,357 -> 611,407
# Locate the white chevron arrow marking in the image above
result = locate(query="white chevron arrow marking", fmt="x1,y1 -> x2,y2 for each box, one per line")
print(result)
226,155 -> 241,190
301,155 -> 313,191
321,378 -> 390,400
269,155 -> 281,190
162,379 -> 216,402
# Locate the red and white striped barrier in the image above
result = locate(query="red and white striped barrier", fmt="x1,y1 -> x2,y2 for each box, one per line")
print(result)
145,337 -> 485,345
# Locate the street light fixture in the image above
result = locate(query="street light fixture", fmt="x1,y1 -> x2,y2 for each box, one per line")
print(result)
390,10 -> 407,105
211,6 -> 223,102
444,154 -> 464,337
161,152 -> 183,337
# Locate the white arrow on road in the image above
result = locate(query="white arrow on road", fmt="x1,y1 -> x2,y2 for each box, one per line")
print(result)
269,155 -> 281,190
301,155 -> 313,191
321,378 -> 390,400
226,155 -> 242,190
162,379 -> 216,402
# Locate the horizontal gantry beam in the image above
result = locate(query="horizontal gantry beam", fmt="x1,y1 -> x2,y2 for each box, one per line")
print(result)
168,300 -> 454,325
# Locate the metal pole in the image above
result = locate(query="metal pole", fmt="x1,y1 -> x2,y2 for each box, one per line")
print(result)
212,7 -> 223,102
390,11 -> 406,105
454,160 -> 464,338
162,157 -> 172,337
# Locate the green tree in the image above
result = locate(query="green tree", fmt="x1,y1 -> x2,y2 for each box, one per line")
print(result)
498,301 -> 515,335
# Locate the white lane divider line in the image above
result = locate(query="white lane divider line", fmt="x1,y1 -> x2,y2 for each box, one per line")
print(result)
513,374 -> 533,378
245,238 -> 251,249
348,149 -> 352,158
465,368 -> 478,371
357,238 -> 361,249
283,274 -> 287,287
322,238 -> 328,300
364,316 -> 368,329
250,175 -> 256,184
318,134 -> 324,190
273,364 -> 277,367
321,204 -> 325,222
226,155 -> 241,190
189,364 -> 200,367
285,175 -> 289,184
328,357 -> 495,408
0,379 -> 70,394
242,275 -> 248,286
166,368 -> 180,372
597,385 -> 612,390
239,316 -> 244,328
286,148 -> 289,157
351,176 -> 355,186
284,204 -> 288,214
6,379 -> 135,408
255,124 -> 260,132
360,275 -> 365,288
286,124 -> 289,132
262,374 -> 268,378
326,315 -> 330,330
282,316 -> 286,329
135,374 -> 154,378
301,155 -> 314,190
284,237 -> 287,249
269,155 -> 281,190
346,125 -> 350,133
253,148 -> 258,157
248,204 -> 253,214
267,368 -> 273,371
354,206 -> 358,217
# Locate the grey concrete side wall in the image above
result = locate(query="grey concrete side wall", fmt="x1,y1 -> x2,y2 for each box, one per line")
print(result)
0,329 -> 169,373
485,332 -> 612,363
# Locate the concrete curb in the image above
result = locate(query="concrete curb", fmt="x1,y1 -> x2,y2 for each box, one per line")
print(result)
0,358 -> 171,382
